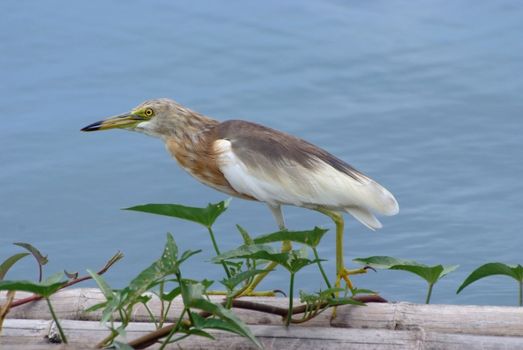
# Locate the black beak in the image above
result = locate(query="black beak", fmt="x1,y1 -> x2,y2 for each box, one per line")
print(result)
81,121 -> 103,132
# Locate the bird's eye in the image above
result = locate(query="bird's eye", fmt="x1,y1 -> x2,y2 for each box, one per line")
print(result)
144,108 -> 154,117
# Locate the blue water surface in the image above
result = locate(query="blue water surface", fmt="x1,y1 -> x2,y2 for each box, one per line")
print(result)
1,1 -> 522,305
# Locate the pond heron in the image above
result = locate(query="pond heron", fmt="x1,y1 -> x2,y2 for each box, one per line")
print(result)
82,98 -> 399,293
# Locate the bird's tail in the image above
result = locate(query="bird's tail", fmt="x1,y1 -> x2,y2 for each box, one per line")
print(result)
344,180 -> 399,230
345,207 -> 383,230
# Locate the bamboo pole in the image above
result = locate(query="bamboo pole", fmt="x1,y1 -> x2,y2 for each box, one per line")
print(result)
2,288 -> 523,349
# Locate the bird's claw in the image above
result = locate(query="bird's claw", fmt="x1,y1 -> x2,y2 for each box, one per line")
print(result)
363,265 -> 377,273
273,289 -> 287,297
336,266 -> 371,292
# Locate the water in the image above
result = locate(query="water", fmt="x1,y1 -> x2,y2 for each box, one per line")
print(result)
1,0 -> 522,306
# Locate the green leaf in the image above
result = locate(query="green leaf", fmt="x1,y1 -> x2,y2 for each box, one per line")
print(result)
178,249 -> 202,266
299,290 -> 320,304
44,272 -> 66,285
288,256 -> 321,273
318,288 -> 346,298
513,265 -> 523,281
100,294 -> 122,324
236,225 -> 254,245
0,253 -> 30,280
390,264 -> 440,284
87,269 -> 113,299
223,261 -> 244,275
182,325 -> 215,339
189,300 -> 262,349
136,294 -> 152,304
390,264 -> 458,284
162,232 -> 179,264
440,264 -> 460,278
212,244 -> 276,262
457,263 -> 523,294
227,250 -> 291,269
13,242 -> 48,266
216,247 -> 318,273
180,280 -> 207,305
126,234 -> 201,298
124,199 -> 230,228
220,269 -> 266,291
161,287 -> 181,302
0,278 -> 65,297
353,256 -> 418,269
253,227 -> 328,248
190,313 -> 244,339
84,301 -> 108,313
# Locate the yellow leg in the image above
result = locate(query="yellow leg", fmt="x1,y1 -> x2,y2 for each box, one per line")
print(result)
314,208 -> 369,318
314,208 -> 367,293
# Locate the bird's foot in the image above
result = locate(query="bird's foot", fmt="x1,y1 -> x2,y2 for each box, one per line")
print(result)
331,266 -> 373,319
337,266 -> 374,291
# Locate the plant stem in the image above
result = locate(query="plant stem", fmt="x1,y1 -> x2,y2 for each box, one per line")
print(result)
11,251 -> 123,308
46,297 -> 67,344
425,283 -> 434,304
162,300 -> 172,327
0,290 -> 16,332
159,281 -> 165,327
159,308 -> 186,350
519,280 -> 522,307
207,227 -> 231,278
312,248 -> 332,290
286,273 -> 295,327
225,292 -> 233,309
143,303 -> 158,328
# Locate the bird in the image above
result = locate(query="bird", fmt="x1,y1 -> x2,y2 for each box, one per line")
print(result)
81,98 -> 399,293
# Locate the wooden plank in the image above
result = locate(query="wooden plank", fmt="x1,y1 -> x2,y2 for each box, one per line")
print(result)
331,302 -> 523,337
3,288 -> 523,337
2,289 -> 322,325
2,319 -> 523,350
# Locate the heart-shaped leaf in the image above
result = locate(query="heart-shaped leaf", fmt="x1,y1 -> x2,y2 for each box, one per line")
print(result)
390,264 -> 459,284
124,199 -> 230,228
212,244 -> 276,262
253,227 -> 328,248
353,256 -> 418,269
457,262 -> 523,294
220,269 -> 267,291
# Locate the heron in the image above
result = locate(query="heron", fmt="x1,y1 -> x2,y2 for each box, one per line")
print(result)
81,98 -> 399,294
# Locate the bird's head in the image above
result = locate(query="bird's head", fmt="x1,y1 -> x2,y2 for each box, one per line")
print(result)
81,98 -> 197,138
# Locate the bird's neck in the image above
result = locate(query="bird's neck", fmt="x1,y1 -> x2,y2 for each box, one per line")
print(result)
162,109 -> 219,163
171,112 -> 219,147
164,112 -> 231,191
